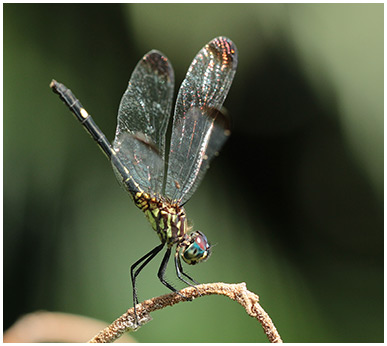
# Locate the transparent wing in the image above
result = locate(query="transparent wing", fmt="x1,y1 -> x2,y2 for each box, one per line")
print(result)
112,50 -> 174,195
165,107 -> 231,204
112,132 -> 165,195
165,37 -> 238,204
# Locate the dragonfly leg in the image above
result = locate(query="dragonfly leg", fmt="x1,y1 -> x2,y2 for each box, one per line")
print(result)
158,248 -> 192,301
131,243 -> 164,324
175,252 -> 201,296
175,251 -> 199,284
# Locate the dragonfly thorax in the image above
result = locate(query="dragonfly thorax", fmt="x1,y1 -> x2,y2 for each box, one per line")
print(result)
134,191 -> 187,245
134,191 -> 211,264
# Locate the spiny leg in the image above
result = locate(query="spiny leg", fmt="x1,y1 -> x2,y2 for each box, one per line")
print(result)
131,243 -> 164,305
158,248 -> 191,301
131,243 -> 164,323
175,252 -> 201,297
175,251 -> 199,285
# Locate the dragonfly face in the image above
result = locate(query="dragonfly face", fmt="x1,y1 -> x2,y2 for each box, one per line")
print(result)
50,36 -> 238,324
180,231 -> 211,265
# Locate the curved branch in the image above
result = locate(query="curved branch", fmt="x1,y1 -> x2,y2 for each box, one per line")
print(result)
88,282 -> 283,343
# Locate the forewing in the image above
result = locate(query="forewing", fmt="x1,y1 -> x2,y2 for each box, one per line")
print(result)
165,37 -> 238,204
112,50 -> 174,195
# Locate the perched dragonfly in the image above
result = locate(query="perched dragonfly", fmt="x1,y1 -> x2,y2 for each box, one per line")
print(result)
50,36 -> 238,321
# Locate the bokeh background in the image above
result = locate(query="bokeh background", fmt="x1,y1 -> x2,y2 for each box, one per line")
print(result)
4,3 -> 383,342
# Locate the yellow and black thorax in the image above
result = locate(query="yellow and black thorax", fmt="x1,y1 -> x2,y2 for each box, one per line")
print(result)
134,191 -> 187,246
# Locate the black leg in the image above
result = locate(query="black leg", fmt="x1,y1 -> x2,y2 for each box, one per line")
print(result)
157,248 -> 191,301
130,243 -> 164,324
175,253 -> 201,298
131,243 -> 164,304
175,251 -> 199,286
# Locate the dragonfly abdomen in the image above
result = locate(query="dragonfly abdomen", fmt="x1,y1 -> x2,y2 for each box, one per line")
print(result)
134,192 -> 187,245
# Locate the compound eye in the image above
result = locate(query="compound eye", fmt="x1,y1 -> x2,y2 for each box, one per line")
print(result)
182,231 -> 211,265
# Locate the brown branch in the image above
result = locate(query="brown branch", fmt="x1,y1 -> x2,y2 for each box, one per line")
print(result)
88,282 -> 283,343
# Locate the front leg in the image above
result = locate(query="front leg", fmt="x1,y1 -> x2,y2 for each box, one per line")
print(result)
157,248 -> 192,301
175,249 -> 199,286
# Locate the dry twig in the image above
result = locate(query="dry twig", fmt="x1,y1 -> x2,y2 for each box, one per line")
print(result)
88,282 -> 282,343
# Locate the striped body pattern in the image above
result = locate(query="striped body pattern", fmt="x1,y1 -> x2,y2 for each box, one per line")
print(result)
134,192 -> 187,245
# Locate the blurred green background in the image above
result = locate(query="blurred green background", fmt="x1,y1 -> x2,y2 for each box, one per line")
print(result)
4,3 -> 383,342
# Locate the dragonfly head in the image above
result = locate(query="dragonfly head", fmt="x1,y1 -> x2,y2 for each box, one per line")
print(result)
181,231 -> 211,265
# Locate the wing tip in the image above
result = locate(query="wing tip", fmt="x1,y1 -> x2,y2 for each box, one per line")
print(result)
141,50 -> 174,82
207,36 -> 238,68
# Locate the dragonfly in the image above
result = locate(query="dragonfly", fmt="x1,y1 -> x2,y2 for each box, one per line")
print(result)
50,36 -> 238,322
